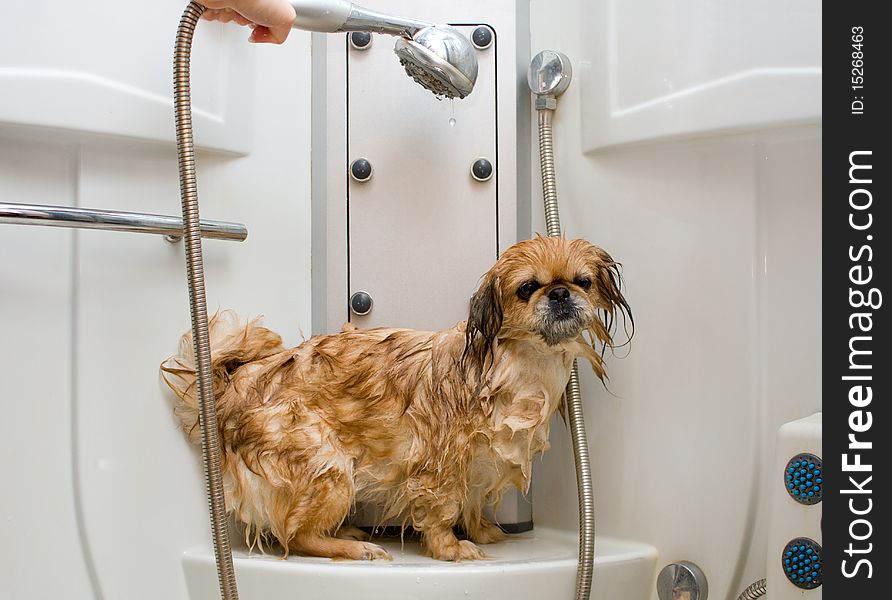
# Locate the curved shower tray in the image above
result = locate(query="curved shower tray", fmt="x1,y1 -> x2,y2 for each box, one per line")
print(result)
182,528 -> 656,599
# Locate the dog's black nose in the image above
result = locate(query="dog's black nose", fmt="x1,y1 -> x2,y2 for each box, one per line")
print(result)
548,287 -> 571,303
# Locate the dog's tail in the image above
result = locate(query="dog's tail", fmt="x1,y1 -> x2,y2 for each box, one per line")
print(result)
160,310 -> 286,440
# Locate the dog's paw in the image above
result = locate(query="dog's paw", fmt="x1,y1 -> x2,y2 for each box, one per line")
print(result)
468,521 -> 506,545
357,542 -> 392,561
432,539 -> 487,561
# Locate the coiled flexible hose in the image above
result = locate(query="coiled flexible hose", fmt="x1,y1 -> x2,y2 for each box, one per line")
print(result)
539,110 -> 562,236
174,3 -> 240,598
537,106 -> 595,600
736,578 -> 767,600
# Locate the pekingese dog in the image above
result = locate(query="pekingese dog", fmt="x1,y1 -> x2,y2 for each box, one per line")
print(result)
160,235 -> 630,561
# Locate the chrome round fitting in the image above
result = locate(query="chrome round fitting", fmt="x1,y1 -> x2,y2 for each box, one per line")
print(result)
527,50 -> 572,98
471,26 -> 493,50
350,291 -> 373,316
350,31 -> 372,50
657,561 -> 708,600
350,158 -> 373,182
471,158 -> 493,182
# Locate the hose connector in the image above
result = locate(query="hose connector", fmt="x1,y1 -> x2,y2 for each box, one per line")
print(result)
528,50 -> 572,106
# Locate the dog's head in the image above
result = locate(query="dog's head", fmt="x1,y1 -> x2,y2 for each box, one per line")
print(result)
463,235 -> 632,379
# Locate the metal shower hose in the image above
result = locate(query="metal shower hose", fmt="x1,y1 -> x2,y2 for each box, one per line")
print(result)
736,578 -> 767,600
537,108 -> 595,600
174,3 -> 239,598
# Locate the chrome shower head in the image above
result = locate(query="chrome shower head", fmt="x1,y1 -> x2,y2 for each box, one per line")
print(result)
290,0 -> 478,99
394,26 -> 477,99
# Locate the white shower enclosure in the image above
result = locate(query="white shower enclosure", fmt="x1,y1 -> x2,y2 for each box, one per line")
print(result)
1,1 -> 820,599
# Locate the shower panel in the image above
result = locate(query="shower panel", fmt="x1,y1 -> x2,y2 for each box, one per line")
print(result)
345,24 -> 498,333
311,0 -> 532,531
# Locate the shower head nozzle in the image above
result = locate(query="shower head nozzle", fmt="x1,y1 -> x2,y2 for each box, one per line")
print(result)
291,0 -> 478,99
394,26 -> 477,99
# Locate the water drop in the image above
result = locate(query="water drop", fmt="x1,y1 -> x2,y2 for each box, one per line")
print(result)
449,117 -> 456,127
448,98 -> 457,127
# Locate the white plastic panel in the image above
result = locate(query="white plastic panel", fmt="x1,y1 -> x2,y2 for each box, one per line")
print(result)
72,144 -> 212,600
0,0 -> 253,154
0,141 -> 94,600
347,25 -> 497,331
579,0 -> 822,150
526,123 -> 823,598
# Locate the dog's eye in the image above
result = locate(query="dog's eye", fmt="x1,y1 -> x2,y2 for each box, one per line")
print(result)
575,277 -> 592,290
517,281 -> 541,301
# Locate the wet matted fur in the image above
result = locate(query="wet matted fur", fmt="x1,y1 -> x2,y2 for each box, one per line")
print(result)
160,235 -> 631,561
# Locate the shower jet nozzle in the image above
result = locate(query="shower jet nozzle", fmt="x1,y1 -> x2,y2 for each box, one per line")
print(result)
290,0 -> 477,99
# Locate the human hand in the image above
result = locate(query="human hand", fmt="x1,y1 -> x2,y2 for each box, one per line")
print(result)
199,0 -> 296,44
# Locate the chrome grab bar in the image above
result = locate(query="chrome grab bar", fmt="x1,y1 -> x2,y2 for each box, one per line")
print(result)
0,202 -> 247,242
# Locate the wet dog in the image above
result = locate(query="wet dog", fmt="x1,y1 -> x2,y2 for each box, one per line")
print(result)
161,235 -> 630,561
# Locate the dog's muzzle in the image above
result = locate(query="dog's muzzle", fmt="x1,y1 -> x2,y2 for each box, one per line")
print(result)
535,287 -> 589,345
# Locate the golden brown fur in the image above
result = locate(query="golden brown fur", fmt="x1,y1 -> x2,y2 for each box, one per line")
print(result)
160,236 -> 630,561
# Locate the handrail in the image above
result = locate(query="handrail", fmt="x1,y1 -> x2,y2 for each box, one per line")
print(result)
0,202 -> 248,242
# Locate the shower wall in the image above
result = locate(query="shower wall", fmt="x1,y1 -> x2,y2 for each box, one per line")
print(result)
0,2 -> 313,598
528,1 -> 821,598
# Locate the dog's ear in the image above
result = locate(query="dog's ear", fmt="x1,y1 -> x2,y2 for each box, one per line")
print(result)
591,247 -> 633,347
462,273 -> 503,376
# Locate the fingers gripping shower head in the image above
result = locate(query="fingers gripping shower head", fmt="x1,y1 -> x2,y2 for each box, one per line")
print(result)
290,0 -> 478,98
